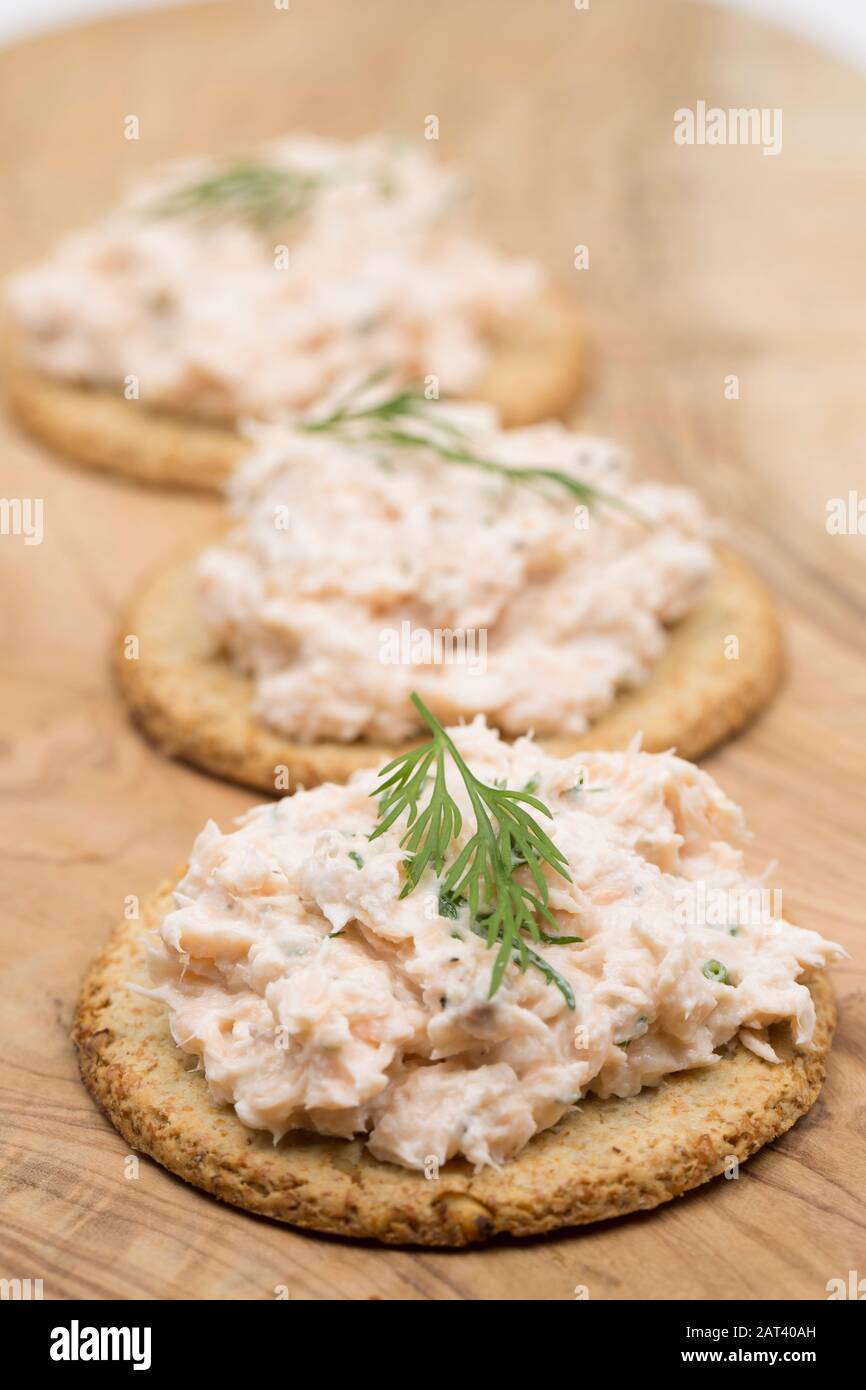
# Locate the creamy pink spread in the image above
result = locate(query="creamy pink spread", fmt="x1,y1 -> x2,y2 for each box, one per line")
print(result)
196,406 -> 716,743
7,136 -> 541,418
145,724 -> 841,1171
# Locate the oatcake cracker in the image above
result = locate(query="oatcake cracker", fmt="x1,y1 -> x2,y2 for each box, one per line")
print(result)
74,886 -> 833,1246
115,545 -> 783,794
6,291 -> 587,489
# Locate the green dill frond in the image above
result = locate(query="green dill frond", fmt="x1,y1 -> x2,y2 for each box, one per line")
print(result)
150,159 -> 322,231
370,693 -> 583,1006
299,375 -> 646,522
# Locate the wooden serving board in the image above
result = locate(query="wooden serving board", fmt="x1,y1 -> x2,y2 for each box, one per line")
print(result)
0,0 -> 864,1301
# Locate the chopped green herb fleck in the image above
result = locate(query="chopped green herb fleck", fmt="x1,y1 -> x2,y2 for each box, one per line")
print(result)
564,772 -> 586,800
618,1013 -> 650,1048
438,888 -> 465,920
702,959 -> 730,984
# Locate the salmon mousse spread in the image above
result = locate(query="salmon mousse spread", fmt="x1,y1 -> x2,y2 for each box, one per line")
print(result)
6,136 -> 542,420
195,390 -> 716,744
144,715 -> 842,1172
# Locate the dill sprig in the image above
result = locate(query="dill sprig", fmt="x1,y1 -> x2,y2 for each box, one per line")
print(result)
302,373 -> 645,521
369,693 -> 582,1006
151,159 -> 321,231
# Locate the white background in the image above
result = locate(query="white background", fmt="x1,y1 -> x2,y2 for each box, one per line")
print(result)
2,0 -> 866,75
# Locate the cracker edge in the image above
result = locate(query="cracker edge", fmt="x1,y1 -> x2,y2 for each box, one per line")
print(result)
4,289 -> 588,489
114,545 -> 784,794
73,887 -> 835,1248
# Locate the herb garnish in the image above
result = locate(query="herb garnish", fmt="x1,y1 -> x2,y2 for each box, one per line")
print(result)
617,1013 -> 650,1048
437,888 -> 465,920
151,159 -> 322,231
369,693 -> 582,1005
702,959 -> 730,984
301,375 -> 646,521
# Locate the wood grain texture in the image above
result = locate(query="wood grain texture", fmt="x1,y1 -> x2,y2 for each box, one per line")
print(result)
0,0 -> 864,1300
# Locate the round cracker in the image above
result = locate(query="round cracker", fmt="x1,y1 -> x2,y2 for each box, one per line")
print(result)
73,885 -> 835,1246
115,545 -> 783,794
4,290 -> 588,489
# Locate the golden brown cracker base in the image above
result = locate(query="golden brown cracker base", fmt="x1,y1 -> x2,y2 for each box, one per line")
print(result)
115,545 -> 783,795
472,288 -> 589,426
6,368 -> 248,489
73,886 -> 835,1246
4,291 -> 588,489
